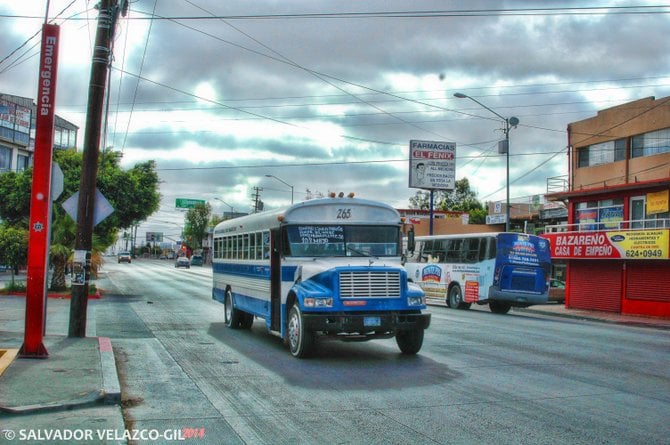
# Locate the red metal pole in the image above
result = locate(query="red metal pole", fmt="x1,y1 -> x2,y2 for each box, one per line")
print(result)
19,24 -> 60,358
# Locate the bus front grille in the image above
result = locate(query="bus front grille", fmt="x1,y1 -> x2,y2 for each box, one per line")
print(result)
339,271 -> 401,298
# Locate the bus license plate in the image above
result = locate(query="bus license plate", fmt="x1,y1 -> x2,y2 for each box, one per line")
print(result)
364,316 -> 381,327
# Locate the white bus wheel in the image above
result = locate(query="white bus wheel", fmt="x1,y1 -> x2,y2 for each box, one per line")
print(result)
287,305 -> 314,358
224,290 -> 242,328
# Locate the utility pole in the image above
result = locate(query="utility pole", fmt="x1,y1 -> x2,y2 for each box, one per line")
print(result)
252,187 -> 264,213
69,0 -> 127,337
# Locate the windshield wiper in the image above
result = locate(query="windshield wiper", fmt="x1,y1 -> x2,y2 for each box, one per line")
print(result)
346,245 -> 376,258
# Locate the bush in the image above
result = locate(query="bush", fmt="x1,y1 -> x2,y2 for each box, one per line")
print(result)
3,281 -> 26,293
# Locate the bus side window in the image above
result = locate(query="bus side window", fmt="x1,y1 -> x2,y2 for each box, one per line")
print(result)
263,231 -> 271,259
464,238 -> 479,263
487,237 -> 496,260
420,240 -> 433,262
446,239 -> 462,262
478,237 -> 487,261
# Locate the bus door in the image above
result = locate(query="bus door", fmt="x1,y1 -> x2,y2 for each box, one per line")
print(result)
270,228 -> 282,331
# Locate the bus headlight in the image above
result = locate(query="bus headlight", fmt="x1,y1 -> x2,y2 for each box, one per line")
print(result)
408,296 -> 425,306
304,298 -> 333,308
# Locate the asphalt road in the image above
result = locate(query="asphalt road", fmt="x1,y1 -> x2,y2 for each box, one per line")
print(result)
92,259 -> 669,445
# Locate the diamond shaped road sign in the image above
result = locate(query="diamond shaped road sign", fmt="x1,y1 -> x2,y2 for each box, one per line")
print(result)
62,188 -> 115,226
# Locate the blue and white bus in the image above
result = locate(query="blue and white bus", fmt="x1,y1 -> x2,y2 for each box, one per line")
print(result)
404,232 -> 551,314
212,196 -> 430,358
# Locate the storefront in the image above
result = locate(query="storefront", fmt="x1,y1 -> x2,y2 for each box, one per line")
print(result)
543,181 -> 670,318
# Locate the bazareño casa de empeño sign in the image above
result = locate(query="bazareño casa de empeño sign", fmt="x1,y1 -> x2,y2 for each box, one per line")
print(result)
542,229 -> 669,259
408,139 -> 456,191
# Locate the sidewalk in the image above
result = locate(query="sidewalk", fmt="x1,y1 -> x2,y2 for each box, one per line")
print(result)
0,270 -> 125,444
519,303 -> 670,330
426,296 -> 670,330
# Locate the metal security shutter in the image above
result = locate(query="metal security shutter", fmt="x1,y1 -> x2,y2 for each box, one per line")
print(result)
570,261 -> 622,312
626,262 -> 670,302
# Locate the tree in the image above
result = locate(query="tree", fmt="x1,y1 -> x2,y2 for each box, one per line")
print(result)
0,149 -> 161,289
409,190 -> 431,210
183,202 -> 212,250
408,178 -> 486,224
0,225 -> 28,288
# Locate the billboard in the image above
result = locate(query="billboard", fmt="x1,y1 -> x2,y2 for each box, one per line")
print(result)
542,229 -> 669,260
408,139 -> 456,190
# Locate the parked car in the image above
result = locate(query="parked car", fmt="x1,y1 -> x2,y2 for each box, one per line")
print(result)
117,252 -> 132,264
175,256 -> 190,268
190,254 -> 203,266
549,278 -> 565,304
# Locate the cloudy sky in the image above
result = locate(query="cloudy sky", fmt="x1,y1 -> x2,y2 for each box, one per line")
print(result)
2,1 -> 670,244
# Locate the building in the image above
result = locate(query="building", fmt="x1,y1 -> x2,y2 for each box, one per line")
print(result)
544,96 -> 670,318
0,93 -> 78,172
397,208 -> 498,236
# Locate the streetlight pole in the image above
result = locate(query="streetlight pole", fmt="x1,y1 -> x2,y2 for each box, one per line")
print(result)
454,93 -> 519,232
214,197 -> 234,218
265,174 -> 294,204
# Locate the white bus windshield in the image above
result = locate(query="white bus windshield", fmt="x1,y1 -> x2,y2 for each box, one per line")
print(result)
286,225 -> 399,257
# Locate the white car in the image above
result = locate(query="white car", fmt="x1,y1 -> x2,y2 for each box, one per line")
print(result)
175,256 -> 190,268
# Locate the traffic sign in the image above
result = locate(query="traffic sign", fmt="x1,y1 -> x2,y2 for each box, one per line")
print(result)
62,188 -> 114,226
175,198 -> 206,209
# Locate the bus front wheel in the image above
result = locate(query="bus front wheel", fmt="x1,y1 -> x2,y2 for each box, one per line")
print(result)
287,305 -> 314,358
489,300 -> 512,314
396,328 -> 424,354
448,285 -> 471,310
224,290 -> 242,328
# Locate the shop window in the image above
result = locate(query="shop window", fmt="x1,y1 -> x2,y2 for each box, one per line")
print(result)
576,199 -> 624,230
632,127 -> 670,158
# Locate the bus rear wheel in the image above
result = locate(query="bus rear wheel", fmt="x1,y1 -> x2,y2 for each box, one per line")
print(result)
489,300 -> 512,314
287,305 -> 314,358
224,290 -> 242,328
448,285 -> 471,310
396,328 -> 424,354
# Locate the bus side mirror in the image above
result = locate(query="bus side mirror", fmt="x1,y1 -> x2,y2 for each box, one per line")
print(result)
407,229 -> 415,254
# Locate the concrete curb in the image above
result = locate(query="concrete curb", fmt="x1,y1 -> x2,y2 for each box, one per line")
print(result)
99,337 -> 121,404
0,390 -> 105,415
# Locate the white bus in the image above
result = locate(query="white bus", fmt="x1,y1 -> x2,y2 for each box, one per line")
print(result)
212,196 -> 430,358
404,232 -> 551,314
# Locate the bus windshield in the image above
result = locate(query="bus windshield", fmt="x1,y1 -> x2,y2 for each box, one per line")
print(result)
286,225 -> 399,257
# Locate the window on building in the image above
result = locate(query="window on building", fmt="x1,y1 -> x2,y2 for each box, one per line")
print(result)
631,127 -> 670,158
576,199 -> 624,230
0,145 -> 11,172
17,154 -> 30,171
577,138 -> 626,168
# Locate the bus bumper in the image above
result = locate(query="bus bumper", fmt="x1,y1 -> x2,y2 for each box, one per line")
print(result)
488,287 -> 548,306
301,312 -> 431,334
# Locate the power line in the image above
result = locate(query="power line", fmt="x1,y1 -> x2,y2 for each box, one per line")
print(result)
95,5 -> 670,21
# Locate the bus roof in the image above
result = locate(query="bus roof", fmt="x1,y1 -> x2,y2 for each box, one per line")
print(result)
415,232 -> 536,241
213,197 -> 401,236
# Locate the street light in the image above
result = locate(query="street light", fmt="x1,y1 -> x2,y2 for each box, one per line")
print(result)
214,197 -> 234,218
454,92 -> 519,231
265,174 -> 294,204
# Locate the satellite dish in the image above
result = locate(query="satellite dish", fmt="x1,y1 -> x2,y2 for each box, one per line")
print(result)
509,116 -> 520,128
